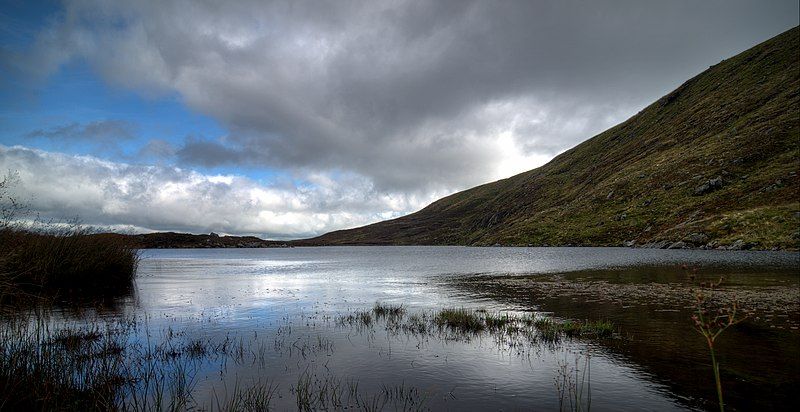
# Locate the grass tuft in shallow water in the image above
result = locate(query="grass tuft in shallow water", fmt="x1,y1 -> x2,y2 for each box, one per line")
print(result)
534,318 -> 615,340
434,308 -> 485,332
336,310 -> 373,328
484,312 -> 512,330
373,302 -> 406,319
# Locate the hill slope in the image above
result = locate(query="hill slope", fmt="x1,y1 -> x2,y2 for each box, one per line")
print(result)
96,232 -> 290,249
303,27 -> 800,250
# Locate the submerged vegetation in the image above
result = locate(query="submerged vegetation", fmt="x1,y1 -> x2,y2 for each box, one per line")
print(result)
0,311 -> 429,411
532,318 -> 615,340
0,302 -> 613,410
348,304 -> 617,344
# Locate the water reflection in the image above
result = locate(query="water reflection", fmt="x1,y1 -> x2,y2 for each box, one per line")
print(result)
3,247 -> 797,410
446,265 -> 800,411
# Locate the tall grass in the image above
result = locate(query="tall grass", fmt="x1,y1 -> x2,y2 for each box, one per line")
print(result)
1,171 -> 138,300
0,227 -> 138,299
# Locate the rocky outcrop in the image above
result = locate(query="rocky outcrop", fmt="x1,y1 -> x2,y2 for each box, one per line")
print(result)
694,176 -> 723,195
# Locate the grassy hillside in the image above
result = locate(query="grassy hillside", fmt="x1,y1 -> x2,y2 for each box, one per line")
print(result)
303,27 -> 800,250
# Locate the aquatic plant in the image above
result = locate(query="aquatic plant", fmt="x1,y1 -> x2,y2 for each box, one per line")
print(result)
691,277 -> 749,412
337,310 -> 374,328
434,308 -> 485,332
483,312 -> 511,330
555,352 -> 592,412
0,314 -> 202,411
534,318 -> 614,341
1,299 -> 621,410
402,313 -> 428,335
373,302 -> 406,319
212,378 -> 279,411
0,309 -> 433,411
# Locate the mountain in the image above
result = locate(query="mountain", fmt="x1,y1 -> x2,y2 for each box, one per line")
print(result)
97,232 -> 291,249
301,27 -> 800,250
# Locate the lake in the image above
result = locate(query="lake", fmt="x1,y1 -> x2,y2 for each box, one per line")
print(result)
17,247 -> 800,410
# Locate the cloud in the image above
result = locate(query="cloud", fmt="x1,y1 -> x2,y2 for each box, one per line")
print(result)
12,0 -> 797,194
0,144 -> 443,238
137,139 -> 176,160
1,1 -> 797,236
175,137 -> 244,168
25,120 -> 137,142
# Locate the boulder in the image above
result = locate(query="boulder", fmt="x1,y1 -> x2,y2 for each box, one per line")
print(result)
727,239 -> 745,250
684,232 -> 709,245
667,241 -> 689,249
643,240 -> 671,249
694,176 -> 723,195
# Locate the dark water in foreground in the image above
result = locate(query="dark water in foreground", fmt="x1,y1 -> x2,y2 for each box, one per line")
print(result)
41,247 -> 800,410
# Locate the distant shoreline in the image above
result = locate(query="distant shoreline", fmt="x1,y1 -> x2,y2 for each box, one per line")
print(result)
121,232 -> 797,251
96,232 -> 292,249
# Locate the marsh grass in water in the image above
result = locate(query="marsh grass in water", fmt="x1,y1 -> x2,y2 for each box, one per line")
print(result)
0,301 -> 616,410
349,304 -> 616,345
0,310 -> 436,411
211,378 -> 279,412
0,314 -> 190,411
373,302 -> 406,319
555,353 -> 592,412
289,369 -> 426,411
533,318 -> 615,340
337,309 -> 374,328
434,308 -> 485,332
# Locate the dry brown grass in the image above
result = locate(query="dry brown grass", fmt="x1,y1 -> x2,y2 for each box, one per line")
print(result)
0,227 -> 138,299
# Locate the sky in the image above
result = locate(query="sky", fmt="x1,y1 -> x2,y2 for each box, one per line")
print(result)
0,0 -> 797,239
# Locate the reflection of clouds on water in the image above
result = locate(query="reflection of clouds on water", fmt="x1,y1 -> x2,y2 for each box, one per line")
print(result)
90,247 -> 799,409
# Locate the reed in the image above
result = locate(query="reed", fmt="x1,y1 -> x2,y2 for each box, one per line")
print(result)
434,308 -> 485,332
691,277 -> 749,412
0,227 -> 138,299
1,172 -> 138,300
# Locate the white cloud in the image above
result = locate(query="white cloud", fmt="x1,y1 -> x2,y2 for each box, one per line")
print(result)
15,0 -> 796,193
0,145 -> 441,238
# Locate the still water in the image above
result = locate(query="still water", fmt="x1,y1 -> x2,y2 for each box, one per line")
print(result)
79,247 -> 800,410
